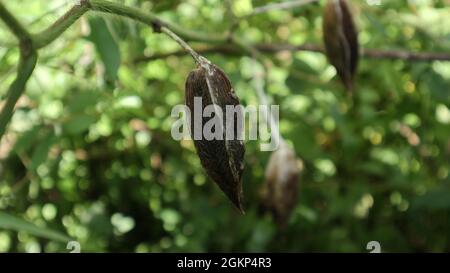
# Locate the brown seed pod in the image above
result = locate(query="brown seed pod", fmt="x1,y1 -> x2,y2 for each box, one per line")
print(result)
185,63 -> 245,213
322,0 -> 359,92
260,141 -> 301,227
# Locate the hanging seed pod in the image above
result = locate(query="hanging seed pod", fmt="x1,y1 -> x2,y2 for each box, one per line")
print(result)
185,63 -> 245,213
260,141 -> 301,227
322,0 -> 359,92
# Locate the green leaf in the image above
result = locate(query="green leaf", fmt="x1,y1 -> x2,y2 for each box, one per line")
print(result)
412,189 -> 450,210
424,71 -> 450,103
30,133 -> 58,171
63,114 -> 97,135
13,126 -> 41,153
87,17 -> 121,82
68,92 -> 101,113
0,212 -> 71,243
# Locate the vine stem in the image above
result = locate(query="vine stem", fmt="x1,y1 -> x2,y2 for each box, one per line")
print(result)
0,3 -> 37,140
0,3 -> 31,42
88,0 -> 224,44
1,0 -> 229,141
134,43 -> 450,63
0,51 -> 37,138
245,0 -> 319,18
251,59 -> 284,148
33,1 -> 90,49
0,0 -> 302,143
160,26 -> 209,67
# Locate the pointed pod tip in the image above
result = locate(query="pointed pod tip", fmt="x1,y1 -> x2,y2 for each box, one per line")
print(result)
186,62 -> 245,214
236,203 -> 245,215
346,81 -> 355,95
233,203 -> 245,215
226,191 -> 245,215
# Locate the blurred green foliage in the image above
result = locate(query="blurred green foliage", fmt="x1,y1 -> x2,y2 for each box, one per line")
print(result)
0,0 -> 450,252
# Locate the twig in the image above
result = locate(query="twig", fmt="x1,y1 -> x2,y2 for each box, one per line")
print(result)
132,45 -> 242,63
361,49 -> 450,62
88,0 -> 225,44
134,43 -> 450,63
29,1 -> 72,26
251,59 -> 284,148
0,51 -> 38,139
2,0 -> 449,145
245,0 -> 319,18
241,37 -> 284,148
0,3 -> 31,42
33,1 -> 90,49
88,1 -> 217,66
257,43 -> 450,62
0,2 -> 37,140
1,0 -> 225,142
159,26 -> 206,66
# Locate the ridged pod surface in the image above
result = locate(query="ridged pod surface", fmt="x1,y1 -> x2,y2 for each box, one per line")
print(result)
185,63 -> 245,213
323,0 -> 359,92
260,142 -> 301,227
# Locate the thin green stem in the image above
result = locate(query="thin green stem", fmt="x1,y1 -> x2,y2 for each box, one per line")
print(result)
89,0 -> 225,44
33,1 -> 90,49
0,50 -> 38,139
0,2 -> 37,141
0,0 -> 264,142
0,2 -> 31,42
243,0 -> 319,18
31,0 -> 226,50
160,26 -> 204,65
230,34 -> 262,59
251,58 -> 284,147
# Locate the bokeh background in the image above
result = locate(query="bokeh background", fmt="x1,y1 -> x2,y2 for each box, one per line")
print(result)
1,0 -> 450,252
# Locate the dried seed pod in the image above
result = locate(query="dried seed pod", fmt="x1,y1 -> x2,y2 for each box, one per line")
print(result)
322,0 -> 359,92
185,63 -> 245,213
260,142 -> 301,227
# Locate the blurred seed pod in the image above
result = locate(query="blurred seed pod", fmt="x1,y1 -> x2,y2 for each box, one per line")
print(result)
185,63 -> 245,213
322,0 -> 359,92
260,141 -> 302,227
